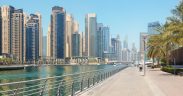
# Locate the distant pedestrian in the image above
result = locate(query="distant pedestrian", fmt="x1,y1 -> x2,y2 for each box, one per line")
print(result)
139,64 -> 143,72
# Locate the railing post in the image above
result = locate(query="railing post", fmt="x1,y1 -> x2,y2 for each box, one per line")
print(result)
12,83 -> 21,96
97,75 -> 99,83
103,72 -> 105,80
81,79 -> 83,92
93,76 -> 95,86
40,79 -> 47,96
87,78 -> 90,88
71,82 -> 75,96
56,81 -> 62,96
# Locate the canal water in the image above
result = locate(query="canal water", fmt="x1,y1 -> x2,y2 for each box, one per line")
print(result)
0,64 -> 127,96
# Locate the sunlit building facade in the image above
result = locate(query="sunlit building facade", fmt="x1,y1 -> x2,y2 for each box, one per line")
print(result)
11,9 -> 24,62
1,6 -> 14,54
85,13 -> 97,57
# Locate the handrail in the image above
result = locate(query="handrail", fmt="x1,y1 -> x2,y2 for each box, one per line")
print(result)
0,66 -> 115,86
0,64 -> 127,96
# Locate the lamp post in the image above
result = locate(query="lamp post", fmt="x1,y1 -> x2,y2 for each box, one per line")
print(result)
143,36 -> 147,76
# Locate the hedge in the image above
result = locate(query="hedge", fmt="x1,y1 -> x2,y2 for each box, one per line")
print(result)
161,66 -> 183,75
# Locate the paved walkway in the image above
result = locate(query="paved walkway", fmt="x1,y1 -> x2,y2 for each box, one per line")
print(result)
78,67 -> 183,96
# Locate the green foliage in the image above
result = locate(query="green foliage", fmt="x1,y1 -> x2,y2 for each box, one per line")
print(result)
147,1 -> 183,64
0,58 -> 15,65
161,66 -> 183,75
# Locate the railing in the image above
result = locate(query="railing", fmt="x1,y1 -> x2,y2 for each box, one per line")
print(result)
0,65 -> 127,96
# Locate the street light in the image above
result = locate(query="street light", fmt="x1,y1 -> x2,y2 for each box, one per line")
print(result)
143,36 -> 148,76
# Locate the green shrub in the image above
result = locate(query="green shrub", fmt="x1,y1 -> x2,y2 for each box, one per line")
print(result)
161,66 -> 183,75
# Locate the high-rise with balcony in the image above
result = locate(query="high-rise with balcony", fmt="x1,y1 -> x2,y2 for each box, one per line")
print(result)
50,6 -> 66,59
11,9 -> 24,62
25,14 -> 41,61
85,13 -> 97,57
1,6 -> 14,54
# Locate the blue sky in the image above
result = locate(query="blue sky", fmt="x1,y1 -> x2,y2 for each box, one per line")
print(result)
0,0 -> 180,50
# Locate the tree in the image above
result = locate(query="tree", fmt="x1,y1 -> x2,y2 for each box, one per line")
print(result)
147,1 -> 183,65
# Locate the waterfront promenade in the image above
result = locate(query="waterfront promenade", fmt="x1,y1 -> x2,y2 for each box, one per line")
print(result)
78,67 -> 183,96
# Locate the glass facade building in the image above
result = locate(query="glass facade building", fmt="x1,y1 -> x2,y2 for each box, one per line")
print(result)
51,6 -> 66,59
25,14 -> 40,61
72,33 -> 80,57
148,21 -> 160,35
97,23 -> 110,59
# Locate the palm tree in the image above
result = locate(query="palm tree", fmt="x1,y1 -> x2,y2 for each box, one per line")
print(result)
147,34 -> 166,65
147,1 -> 183,65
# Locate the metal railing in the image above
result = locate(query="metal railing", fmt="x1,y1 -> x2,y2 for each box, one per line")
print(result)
0,65 -> 127,96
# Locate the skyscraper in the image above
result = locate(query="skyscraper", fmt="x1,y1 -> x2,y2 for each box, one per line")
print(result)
131,43 -> 137,62
85,13 -> 97,57
47,24 -> 51,58
23,13 -> 29,61
97,23 -> 110,58
123,36 -> 128,49
50,6 -> 66,59
73,20 -> 79,33
36,13 -> 43,59
72,32 -> 80,57
42,36 -> 47,58
65,14 -> 73,57
148,21 -> 160,35
81,32 -> 85,56
11,9 -> 24,62
103,26 -> 110,53
25,14 -> 39,61
1,6 -> 14,54
111,35 -> 122,62
122,36 -> 131,62
122,48 -> 130,62
97,23 -> 103,58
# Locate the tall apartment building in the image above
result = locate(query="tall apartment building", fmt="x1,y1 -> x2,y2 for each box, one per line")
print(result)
1,6 -> 14,54
35,13 -> 43,59
85,13 -> 97,57
65,14 -> 73,57
11,9 -> 24,62
25,14 -> 42,61
49,6 -> 66,59
47,24 -> 51,58
72,32 -> 80,57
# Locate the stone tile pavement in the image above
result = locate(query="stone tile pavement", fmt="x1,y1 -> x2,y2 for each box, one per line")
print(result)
78,67 -> 183,96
